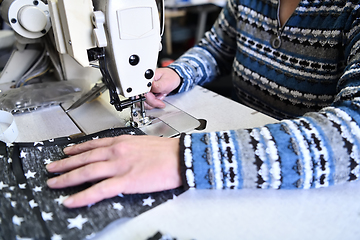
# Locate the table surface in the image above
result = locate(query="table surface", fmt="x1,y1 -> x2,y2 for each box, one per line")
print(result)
10,85 -> 360,240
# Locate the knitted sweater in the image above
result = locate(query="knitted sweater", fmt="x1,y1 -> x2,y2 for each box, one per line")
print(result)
168,0 -> 360,190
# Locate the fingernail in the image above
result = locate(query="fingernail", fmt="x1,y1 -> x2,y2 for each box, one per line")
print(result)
46,162 -> 57,170
63,147 -> 72,154
159,102 -> 166,108
47,178 -> 57,186
63,197 -> 73,207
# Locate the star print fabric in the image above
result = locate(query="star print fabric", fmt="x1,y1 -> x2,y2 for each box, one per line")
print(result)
0,127 -> 185,240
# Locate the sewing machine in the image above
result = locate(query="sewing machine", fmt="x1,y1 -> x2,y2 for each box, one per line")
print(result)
0,0 -> 165,127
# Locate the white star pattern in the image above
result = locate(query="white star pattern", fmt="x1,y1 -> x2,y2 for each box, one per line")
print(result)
29,199 -> 38,209
41,212 -> 53,221
7,157 -> 12,163
142,196 -> 155,207
51,234 -> 62,240
18,183 -> 26,189
0,181 -> 9,190
12,215 -> 24,226
20,151 -> 27,158
37,147 -> 43,151
92,136 -> 99,140
118,193 -> 124,197
24,170 -> 36,179
49,139 -> 55,142
67,214 -> 88,230
33,186 -> 42,192
34,142 -> 44,146
55,195 -> 69,205
11,201 -> 17,207
129,131 -> 136,135
5,192 -> 12,198
85,233 -> 96,239
44,159 -> 53,165
112,202 -> 124,211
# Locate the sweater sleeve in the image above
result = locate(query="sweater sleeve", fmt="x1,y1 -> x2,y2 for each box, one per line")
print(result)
167,1 -> 238,93
178,2 -> 360,190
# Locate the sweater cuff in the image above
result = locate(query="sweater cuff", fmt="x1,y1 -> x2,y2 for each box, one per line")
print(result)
179,133 -> 195,190
166,64 -> 190,94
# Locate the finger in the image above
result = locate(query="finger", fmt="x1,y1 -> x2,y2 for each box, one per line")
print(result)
156,93 -> 167,101
47,160 -> 119,189
47,146 -> 111,173
143,101 -> 155,110
64,137 -> 115,155
145,92 -> 166,109
62,176 -> 130,208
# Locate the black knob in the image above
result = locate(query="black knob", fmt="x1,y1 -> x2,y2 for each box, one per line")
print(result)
144,69 -> 154,79
129,55 -> 140,66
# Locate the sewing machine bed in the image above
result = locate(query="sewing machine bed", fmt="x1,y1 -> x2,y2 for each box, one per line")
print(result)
62,90 -> 202,138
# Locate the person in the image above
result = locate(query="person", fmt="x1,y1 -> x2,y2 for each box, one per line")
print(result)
47,0 -> 360,208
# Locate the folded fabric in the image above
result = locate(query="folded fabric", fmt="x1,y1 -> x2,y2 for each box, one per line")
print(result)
0,127 -> 185,240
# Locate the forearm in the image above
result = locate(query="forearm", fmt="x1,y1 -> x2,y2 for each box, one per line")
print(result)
179,108 -> 360,190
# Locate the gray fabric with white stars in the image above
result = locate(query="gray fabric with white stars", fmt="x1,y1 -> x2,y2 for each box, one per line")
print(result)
0,128 -> 184,240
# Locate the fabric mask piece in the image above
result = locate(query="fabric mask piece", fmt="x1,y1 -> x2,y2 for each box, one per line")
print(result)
0,127 -> 185,240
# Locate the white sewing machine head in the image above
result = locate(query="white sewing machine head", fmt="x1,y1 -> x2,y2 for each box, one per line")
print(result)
0,0 -> 164,126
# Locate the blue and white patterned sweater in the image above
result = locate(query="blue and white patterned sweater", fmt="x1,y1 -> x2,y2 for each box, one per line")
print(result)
168,0 -> 360,190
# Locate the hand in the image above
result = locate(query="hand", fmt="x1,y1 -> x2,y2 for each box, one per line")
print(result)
145,68 -> 181,109
46,135 -> 182,208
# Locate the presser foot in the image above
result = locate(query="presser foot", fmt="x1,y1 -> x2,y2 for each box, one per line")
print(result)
126,116 -> 152,128
126,104 -> 153,128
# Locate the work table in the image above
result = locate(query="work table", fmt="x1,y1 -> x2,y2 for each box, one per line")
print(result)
8,85 -> 360,240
